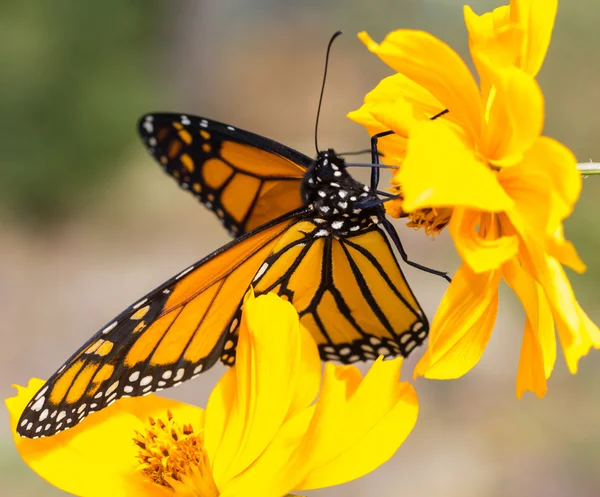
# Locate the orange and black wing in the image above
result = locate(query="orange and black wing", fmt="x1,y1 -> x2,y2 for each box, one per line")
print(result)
138,113 -> 311,236
17,208 -> 309,438
248,220 -> 429,361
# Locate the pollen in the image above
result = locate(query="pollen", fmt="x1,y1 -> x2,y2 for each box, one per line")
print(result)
134,411 -> 219,496
406,207 -> 452,237
386,183 -> 451,237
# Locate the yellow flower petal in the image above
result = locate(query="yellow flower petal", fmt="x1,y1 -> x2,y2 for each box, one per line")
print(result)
362,72 -> 445,117
347,104 -> 408,165
546,225 -> 586,274
220,408 -> 314,497
503,259 -> 556,398
204,367 -> 236,469
480,64 -> 544,166
292,358 -> 418,490
464,4 -> 522,72
450,207 -> 519,273
529,137 -> 581,222
415,264 -> 501,379
368,98 -> 422,141
535,256 -> 599,373
7,378 -> 202,497
398,120 -> 513,212
359,30 -> 483,140
287,322 -> 322,418
513,237 -> 599,374
210,292 -> 320,486
499,142 -> 556,238
510,0 -> 558,76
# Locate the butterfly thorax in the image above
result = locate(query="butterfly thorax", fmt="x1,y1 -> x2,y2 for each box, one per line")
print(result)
300,149 -> 384,237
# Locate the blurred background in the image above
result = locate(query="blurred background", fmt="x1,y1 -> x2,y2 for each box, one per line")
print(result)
1,0 -> 599,495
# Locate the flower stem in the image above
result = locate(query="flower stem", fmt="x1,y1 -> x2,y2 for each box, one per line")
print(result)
577,162 -> 600,176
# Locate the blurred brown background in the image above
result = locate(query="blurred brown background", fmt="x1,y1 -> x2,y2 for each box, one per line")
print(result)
1,0 -> 599,495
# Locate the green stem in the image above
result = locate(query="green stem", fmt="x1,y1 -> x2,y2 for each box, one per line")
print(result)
577,162 -> 600,176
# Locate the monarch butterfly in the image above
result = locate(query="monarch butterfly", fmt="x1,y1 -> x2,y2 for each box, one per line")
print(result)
17,111 -> 447,439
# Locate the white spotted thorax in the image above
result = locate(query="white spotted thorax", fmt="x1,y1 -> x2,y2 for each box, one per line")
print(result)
300,149 -> 384,237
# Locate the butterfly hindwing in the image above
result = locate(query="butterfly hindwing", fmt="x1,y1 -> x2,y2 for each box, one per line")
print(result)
17,209 -> 308,438
243,220 -> 429,361
138,113 -> 311,236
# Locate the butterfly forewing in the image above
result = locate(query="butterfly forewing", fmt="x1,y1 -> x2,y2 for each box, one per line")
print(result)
138,113 -> 310,235
17,209 -> 308,438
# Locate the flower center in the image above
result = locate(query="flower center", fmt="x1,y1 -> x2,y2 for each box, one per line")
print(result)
405,207 -> 452,237
387,183 -> 451,237
134,411 -> 219,496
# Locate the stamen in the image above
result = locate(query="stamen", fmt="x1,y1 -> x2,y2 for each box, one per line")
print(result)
134,410 -> 219,496
406,207 -> 452,237
386,183 -> 451,237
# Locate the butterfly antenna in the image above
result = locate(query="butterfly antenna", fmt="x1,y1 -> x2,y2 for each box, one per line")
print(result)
315,30 -> 343,154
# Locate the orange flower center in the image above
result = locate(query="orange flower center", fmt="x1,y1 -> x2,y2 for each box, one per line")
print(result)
134,411 -> 219,496
386,184 -> 452,237
405,207 -> 452,237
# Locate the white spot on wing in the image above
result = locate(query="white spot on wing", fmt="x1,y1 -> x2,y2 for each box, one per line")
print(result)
106,381 -> 119,396
253,262 -> 269,283
35,386 -> 48,400
176,265 -> 195,279
31,397 -> 44,412
174,368 -> 185,382
132,298 -> 148,310
102,321 -> 118,335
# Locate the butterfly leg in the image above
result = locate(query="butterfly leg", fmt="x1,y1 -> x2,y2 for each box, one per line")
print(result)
368,108 -> 449,191
382,218 -> 452,282
370,130 -> 395,190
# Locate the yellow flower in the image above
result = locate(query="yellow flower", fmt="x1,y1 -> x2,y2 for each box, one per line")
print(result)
8,292 -> 418,496
349,0 -> 600,397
